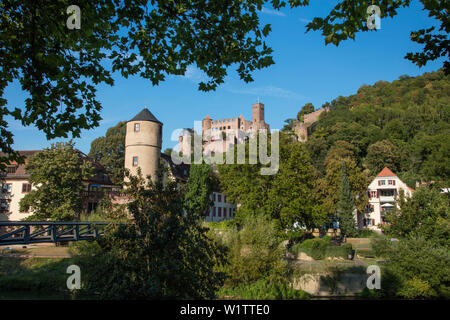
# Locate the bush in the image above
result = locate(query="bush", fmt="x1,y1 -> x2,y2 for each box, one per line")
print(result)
223,214 -> 288,286
326,243 -> 353,258
206,219 -> 236,231
219,279 -> 310,300
289,237 -> 352,260
373,237 -> 450,299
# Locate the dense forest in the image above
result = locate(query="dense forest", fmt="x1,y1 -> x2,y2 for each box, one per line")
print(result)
303,69 -> 449,187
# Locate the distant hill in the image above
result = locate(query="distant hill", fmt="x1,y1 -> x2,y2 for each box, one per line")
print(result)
304,69 -> 449,186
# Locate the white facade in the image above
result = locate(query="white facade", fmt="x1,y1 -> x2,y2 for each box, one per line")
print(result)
205,192 -> 237,222
0,179 -> 35,221
357,167 -> 413,231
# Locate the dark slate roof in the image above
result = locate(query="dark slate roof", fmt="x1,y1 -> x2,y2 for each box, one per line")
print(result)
129,108 -> 162,124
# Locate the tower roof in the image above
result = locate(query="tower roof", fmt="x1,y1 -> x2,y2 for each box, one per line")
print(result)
129,108 -> 162,124
376,167 -> 397,177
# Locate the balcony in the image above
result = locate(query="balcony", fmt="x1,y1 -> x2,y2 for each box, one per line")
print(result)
82,190 -> 125,199
379,196 -> 396,203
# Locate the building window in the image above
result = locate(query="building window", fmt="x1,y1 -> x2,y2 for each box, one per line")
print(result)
1,183 -> 12,193
87,202 -> 98,213
132,156 -> 138,167
370,191 -> 377,198
213,207 -> 216,217
0,200 -> 10,212
388,180 -> 393,185
6,166 -> 17,174
224,208 -> 227,218
380,180 -> 385,185
134,123 -> 140,132
218,207 -> 222,217
224,195 -> 226,203
22,183 -> 32,193
218,194 -> 222,202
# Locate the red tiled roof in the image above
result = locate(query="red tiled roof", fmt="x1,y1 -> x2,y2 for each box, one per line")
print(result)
376,167 -> 397,177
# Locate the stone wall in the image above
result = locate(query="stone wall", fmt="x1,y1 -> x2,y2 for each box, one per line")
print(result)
292,272 -> 367,297
293,107 -> 329,142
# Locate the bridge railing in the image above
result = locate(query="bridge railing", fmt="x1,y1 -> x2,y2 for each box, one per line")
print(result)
0,221 -> 110,245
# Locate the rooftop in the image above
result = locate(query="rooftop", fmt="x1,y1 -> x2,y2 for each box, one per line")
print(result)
376,167 -> 397,177
129,108 -> 162,124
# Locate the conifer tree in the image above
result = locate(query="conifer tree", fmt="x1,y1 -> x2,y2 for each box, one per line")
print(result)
337,162 -> 358,238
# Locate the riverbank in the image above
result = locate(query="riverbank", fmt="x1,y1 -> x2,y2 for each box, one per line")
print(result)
0,245 -> 376,300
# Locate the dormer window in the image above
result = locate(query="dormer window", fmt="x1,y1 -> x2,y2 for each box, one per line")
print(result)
6,166 -> 17,174
134,123 -> 140,132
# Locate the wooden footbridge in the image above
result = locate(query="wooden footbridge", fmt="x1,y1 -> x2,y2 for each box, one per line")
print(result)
0,221 -> 109,245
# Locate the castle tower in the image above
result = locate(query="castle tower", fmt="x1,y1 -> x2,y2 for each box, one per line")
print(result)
202,115 -> 212,138
252,102 -> 265,124
124,108 -> 162,183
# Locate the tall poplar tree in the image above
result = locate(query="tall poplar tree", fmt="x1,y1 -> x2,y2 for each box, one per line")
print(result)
337,161 -> 358,238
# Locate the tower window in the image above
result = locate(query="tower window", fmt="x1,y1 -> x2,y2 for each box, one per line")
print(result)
134,123 -> 140,132
132,156 -> 138,167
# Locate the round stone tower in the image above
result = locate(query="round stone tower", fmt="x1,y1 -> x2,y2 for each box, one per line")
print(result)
124,108 -> 162,183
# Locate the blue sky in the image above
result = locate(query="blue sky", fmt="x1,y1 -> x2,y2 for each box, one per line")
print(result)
4,1 -> 446,154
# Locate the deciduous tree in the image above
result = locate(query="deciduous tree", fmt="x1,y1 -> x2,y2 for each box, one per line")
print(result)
20,141 -> 94,221
88,121 -> 126,185
76,168 -> 227,299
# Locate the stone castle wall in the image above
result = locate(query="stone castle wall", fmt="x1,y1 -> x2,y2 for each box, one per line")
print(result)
294,107 -> 329,142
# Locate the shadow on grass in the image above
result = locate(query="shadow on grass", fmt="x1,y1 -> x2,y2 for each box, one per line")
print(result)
0,255 -> 95,299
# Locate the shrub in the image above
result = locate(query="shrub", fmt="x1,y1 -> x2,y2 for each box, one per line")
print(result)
206,219 -> 236,231
326,243 -> 353,258
219,279 -> 310,300
373,237 -> 450,299
286,230 -> 306,247
289,237 -> 352,260
223,214 -> 288,286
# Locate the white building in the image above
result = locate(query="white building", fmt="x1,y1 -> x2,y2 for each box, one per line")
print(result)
357,167 -> 414,232
205,191 -> 237,222
0,150 -> 118,221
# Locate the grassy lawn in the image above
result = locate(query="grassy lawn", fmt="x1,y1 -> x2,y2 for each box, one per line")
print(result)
0,252 -> 76,296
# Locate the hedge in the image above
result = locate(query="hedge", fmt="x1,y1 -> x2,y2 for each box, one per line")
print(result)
290,238 -> 353,260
